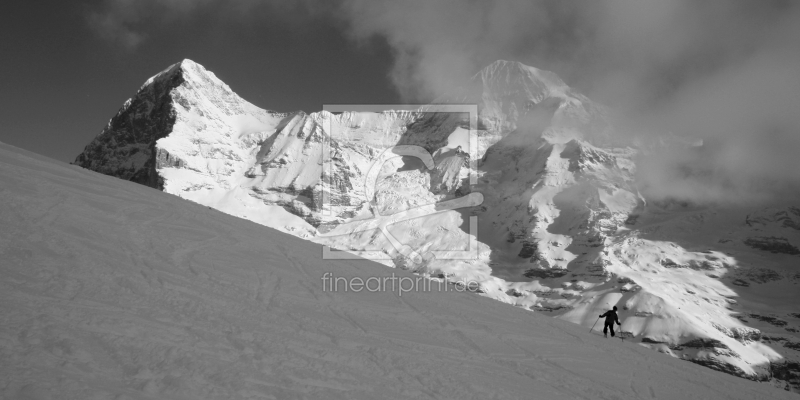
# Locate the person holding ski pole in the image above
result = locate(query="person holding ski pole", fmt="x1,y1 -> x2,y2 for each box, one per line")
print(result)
599,306 -> 622,338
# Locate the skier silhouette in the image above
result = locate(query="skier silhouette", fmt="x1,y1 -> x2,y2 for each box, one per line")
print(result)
600,306 -> 622,338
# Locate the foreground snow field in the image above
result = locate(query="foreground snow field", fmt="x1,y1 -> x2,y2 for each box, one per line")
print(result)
1,142 -> 794,399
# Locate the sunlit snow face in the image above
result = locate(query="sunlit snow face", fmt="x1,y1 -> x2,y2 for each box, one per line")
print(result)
318,104 -> 484,266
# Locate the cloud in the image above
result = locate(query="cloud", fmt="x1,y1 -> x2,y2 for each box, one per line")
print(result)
86,0 -> 209,50
337,0 -> 568,101
335,0 -> 800,204
632,47 -> 800,204
87,7 -> 144,51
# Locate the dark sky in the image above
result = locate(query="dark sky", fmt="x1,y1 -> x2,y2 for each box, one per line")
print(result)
0,1 -> 399,163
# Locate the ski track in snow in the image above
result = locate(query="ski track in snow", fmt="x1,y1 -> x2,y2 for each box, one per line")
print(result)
0,143 -> 794,399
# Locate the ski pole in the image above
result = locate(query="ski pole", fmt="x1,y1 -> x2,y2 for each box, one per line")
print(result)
590,317 -> 600,333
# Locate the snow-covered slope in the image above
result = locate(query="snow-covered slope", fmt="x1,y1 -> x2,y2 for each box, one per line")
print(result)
2,142 -> 797,399
74,59 -> 421,237
74,59 -> 800,390
475,128 -> 800,384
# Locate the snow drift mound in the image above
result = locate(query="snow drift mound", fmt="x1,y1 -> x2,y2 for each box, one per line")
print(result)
2,142 -> 797,399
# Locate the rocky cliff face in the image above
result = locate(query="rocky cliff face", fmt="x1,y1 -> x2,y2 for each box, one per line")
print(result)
75,60 -> 424,236
75,59 -> 800,391
74,63 -> 184,188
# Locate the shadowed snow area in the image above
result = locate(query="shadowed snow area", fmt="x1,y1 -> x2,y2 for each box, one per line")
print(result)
1,143 -> 794,399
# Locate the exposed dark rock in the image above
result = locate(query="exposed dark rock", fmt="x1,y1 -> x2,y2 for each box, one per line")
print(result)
748,314 -> 788,327
673,338 -> 741,359
712,322 -> 735,338
743,236 -> 800,255
787,207 -> 800,230
687,259 -> 717,270
738,267 -> 784,284
560,139 -> 616,173
523,268 -> 568,279
784,341 -> 800,351
679,338 -> 730,350
74,64 -> 185,189
533,304 -> 573,312
734,315 -> 749,323
617,276 -> 635,284
270,197 -> 323,228
688,358 -> 754,380
709,323 -> 759,343
518,240 -> 538,259
661,258 -> 687,268
586,264 -> 607,277
746,207 -> 800,231
771,361 -> 800,392
398,111 -> 467,153
155,148 -> 186,169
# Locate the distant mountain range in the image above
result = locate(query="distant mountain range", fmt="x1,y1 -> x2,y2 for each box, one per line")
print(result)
74,59 -> 800,391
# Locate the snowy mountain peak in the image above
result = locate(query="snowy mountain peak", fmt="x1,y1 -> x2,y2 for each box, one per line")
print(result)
476,60 -> 569,100
141,58 -> 231,93
435,60 -> 608,143
74,59 -> 272,189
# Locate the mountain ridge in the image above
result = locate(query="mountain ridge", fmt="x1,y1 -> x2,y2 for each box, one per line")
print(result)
73,59 -> 800,391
